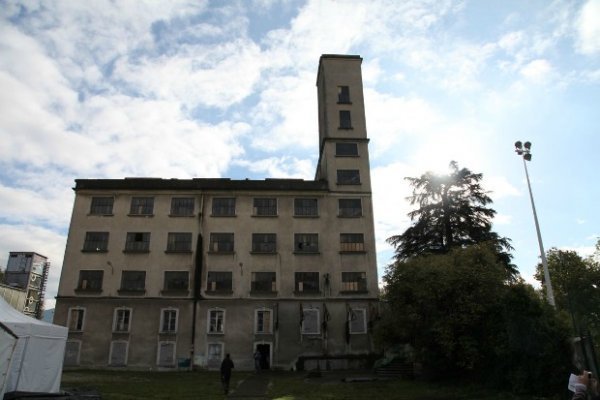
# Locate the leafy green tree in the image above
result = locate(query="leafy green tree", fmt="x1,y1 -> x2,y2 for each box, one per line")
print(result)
387,161 -> 515,274
535,248 -> 600,373
378,244 -> 571,395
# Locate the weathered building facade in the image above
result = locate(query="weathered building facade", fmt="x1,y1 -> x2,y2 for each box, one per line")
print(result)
54,54 -> 379,370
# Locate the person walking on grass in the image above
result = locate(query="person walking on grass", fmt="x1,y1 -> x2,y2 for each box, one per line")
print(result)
220,353 -> 234,394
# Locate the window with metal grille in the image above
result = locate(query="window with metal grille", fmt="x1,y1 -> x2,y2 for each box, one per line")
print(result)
207,271 -> 232,292
68,308 -> 85,331
130,197 -> 154,215
113,308 -> 132,332
255,309 -> 272,334
120,271 -> 146,292
341,272 -> 367,292
251,272 -> 276,292
294,233 -> 319,253
335,142 -> 358,156
294,198 -> 318,216
340,233 -> 365,252
209,233 -> 234,253
90,197 -> 114,215
170,197 -> 195,216
160,309 -> 178,333
125,232 -> 150,252
77,270 -> 103,291
295,272 -> 319,293
337,169 -> 360,185
253,198 -> 277,216
208,309 -> 225,333
252,233 -> 276,253
82,232 -> 109,252
212,197 -> 236,216
338,199 -> 362,217
339,110 -> 352,129
164,271 -> 189,291
338,86 -> 350,103
166,232 -> 192,252
302,308 -> 320,334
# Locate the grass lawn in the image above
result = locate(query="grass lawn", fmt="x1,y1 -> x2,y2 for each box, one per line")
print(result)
61,370 -> 559,400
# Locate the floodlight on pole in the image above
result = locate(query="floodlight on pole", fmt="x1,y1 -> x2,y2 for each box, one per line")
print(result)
514,140 -> 556,307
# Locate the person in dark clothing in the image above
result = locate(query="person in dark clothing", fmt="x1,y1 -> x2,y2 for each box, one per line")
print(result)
220,354 -> 234,394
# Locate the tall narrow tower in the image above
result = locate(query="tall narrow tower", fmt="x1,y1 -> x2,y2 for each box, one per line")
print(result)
315,55 -> 372,193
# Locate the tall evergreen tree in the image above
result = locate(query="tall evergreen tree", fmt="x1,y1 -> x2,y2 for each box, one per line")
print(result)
387,161 -> 515,274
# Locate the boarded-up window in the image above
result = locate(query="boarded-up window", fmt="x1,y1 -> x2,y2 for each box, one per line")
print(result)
302,309 -> 320,335
207,343 -> 223,369
63,341 -> 81,366
349,309 -> 367,334
109,341 -> 128,366
157,342 -> 176,367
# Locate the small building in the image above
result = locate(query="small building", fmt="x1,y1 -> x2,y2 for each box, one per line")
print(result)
4,252 -> 49,319
54,54 -> 379,370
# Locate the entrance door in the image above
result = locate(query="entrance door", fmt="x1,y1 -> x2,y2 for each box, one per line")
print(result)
256,343 -> 270,370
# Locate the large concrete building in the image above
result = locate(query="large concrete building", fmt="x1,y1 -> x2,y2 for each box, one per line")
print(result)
54,54 -> 379,370
4,252 -> 50,319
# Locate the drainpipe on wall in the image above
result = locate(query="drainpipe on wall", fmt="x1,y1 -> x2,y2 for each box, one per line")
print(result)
190,195 -> 204,370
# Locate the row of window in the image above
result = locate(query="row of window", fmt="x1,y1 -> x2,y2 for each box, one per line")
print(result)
82,232 -> 367,254
90,196 -> 364,217
67,305 -> 368,336
76,269 -> 368,294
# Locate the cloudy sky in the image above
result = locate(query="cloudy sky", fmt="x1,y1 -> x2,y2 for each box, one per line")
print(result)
1,0 -> 599,309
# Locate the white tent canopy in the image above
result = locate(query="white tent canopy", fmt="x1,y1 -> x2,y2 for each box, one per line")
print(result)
0,296 -> 68,398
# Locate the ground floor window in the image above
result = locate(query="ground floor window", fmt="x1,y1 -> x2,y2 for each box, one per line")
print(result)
207,342 -> 223,369
63,340 -> 81,366
109,340 -> 128,366
157,341 -> 176,367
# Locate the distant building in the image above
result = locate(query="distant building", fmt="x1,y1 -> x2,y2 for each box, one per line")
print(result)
4,252 -> 50,319
0,283 -> 27,311
54,54 -> 379,370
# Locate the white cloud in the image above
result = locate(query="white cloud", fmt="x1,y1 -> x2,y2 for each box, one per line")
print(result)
113,39 -> 264,109
576,0 -> 600,55
520,59 -> 553,83
233,156 -> 314,179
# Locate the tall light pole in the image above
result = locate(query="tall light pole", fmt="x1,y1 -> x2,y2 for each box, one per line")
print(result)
515,141 -> 556,307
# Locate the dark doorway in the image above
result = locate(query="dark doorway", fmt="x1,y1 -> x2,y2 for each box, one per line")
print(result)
256,343 -> 270,370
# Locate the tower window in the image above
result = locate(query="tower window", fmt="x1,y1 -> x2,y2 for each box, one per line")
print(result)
338,86 -> 350,103
335,142 -> 358,156
339,110 -> 352,129
339,199 -> 362,217
337,169 -> 361,185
